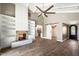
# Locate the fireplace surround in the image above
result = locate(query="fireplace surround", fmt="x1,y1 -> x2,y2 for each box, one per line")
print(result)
11,31 -> 32,48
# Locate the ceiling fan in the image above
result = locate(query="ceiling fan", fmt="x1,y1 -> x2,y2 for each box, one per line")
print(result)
36,5 -> 55,17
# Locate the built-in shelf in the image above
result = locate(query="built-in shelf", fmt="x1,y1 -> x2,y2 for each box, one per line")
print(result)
28,20 -> 35,40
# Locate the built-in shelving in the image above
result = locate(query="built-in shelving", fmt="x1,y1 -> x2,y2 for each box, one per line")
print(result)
28,20 -> 35,40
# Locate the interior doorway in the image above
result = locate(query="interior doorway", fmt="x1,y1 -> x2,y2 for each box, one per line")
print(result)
46,24 -> 57,40
69,25 -> 77,40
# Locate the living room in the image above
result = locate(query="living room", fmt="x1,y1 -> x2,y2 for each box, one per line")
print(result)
0,3 -> 79,56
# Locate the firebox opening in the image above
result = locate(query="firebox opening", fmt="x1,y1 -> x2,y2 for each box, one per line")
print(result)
16,31 -> 27,41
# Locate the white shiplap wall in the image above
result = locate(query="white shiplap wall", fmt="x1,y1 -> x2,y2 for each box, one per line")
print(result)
0,14 -> 16,48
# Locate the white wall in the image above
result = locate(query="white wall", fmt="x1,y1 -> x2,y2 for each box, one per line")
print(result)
0,15 -> 2,48
77,24 -> 79,40
56,23 -> 63,42
15,4 -> 28,31
0,4 -> 16,48
46,24 -> 52,39
0,14 -> 16,48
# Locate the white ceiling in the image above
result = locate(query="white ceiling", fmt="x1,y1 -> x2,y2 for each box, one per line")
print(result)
28,3 -> 79,13
44,13 -> 79,24
28,3 -> 79,24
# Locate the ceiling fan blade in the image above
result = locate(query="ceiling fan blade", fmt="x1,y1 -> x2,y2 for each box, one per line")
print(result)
38,13 -> 42,17
36,6 -> 44,13
44,5 -> 54,12
46,12 -> 55,14
44,13 -> 48,17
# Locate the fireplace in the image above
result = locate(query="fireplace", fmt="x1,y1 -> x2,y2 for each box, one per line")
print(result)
16,31 -> 27,41
11,31 -> 32,48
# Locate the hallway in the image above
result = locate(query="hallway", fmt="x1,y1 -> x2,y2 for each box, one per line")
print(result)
1,39 -> 79,56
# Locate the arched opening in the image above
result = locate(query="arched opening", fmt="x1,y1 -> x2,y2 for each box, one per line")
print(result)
69,25 -> 77,40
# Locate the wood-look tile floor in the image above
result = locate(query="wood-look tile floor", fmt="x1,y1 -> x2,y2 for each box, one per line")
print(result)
1,39 -> 79,56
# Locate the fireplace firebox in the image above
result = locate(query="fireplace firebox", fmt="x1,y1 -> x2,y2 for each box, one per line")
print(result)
16,31 -> 27,41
